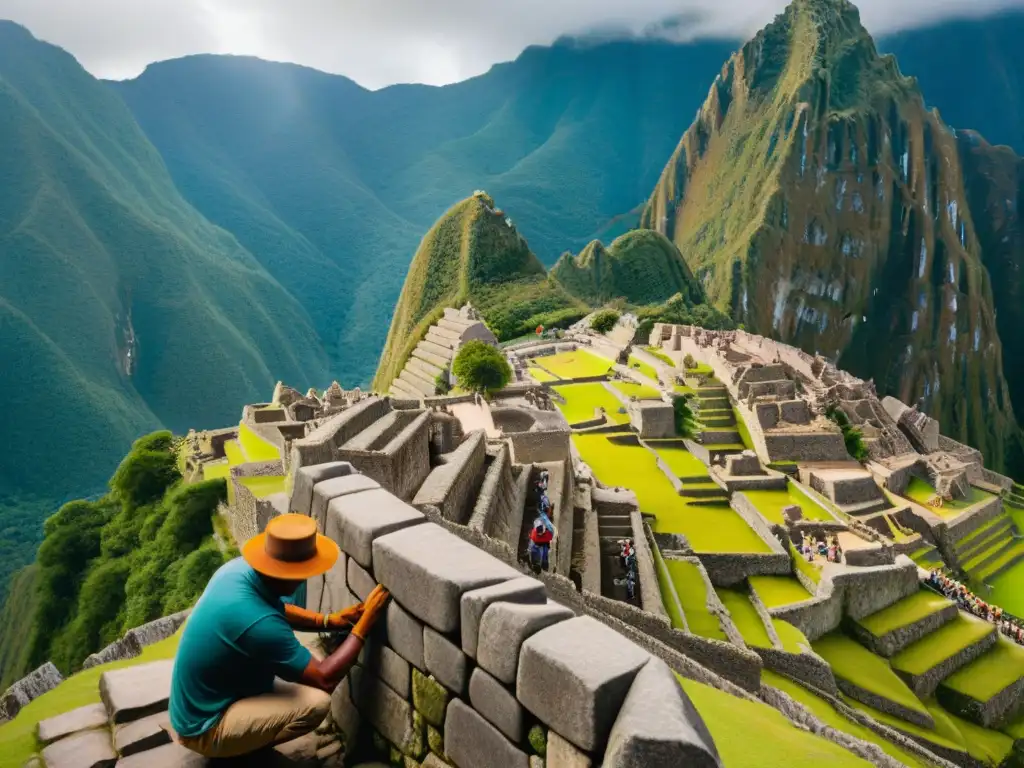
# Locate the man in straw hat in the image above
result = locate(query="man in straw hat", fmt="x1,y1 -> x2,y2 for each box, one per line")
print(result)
170,513 -> 390,759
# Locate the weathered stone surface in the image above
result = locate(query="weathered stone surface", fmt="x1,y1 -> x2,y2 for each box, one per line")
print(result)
37,703 -> 108,745
312,474 -> 381,529
444,699 -> 530,768
309,551 -> 351,614
294,462 -> 354,517
517,616 -> 650,752
354,668 -> 419,756
112,741 -> 207,767
412,669 -> 450,728
41,728 -> 116,768
423,627 -> 469,696
427,724 -> 444,756
386,600 -> 425,669
530,757 -> 544,768
100,660 -> 173,724
460,577 -> 547,659
478,600 -> 574,684
373,523 -> 520,633
603,658 -> 721,767
361,642 -> 411,699
348,557 -> 378,602
422,755 -> 455,768
113,711 -> 171,757
330,677 -> 361,757
328,488 -> 426,568
547,731 -> 593,767
469,667 -> 526,743
1,662 -> 63,721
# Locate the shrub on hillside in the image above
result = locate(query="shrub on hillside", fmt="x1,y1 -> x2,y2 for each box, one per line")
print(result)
590,310 -> 621,334
435,372 -> 451,396
827,407 -> 869,462
684,354 -> 697,370
452,341 -> 512,394
673,395 -> 698,439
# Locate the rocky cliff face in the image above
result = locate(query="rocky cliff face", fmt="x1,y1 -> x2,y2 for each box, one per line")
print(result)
641,0 -> 1021,471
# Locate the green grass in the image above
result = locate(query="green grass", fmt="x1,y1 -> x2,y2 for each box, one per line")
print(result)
903,478 -> 992,518
743,482 -> 834,525
553,383 -> 629,426
627,355 -> 660,383
790,542 -> 822,585
239,476 -> 287,498
940,705 -> 1014,766
975,540 -> 1024,581
644,346 -> 677,367
733,407 -> 754,450
612,381 -> 662,400
673,384 -> 696,396
717,588 -> 773,648
202,460 -> 230,482
1001,707 -> 1024,740
663,559 -> 726,640
857,591 -> 953,637
762,671 -> 934,768
224,439 -> 245,466
0,631 -> 182,768
238,423 -> 282,462
651,545 -> 687,630
983,559 -> 1024,615
535,350 -> 614,380
646,440 -> 710,478
957,516 -> 1008,549
749,575 -> 812,609
843,696 -> 965,755
943,636 -> 1024,701
572,434 -> 770,554
680,674 -> 874,768
774,619 -> 811,653
961,535 -> 1014,572
891,614 -> 994,676
812,634 -> 930,720
528,366 -> 558,382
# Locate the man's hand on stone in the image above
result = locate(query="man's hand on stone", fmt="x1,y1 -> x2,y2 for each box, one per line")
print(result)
326,603 -> 364,630
351,585 -> 390,640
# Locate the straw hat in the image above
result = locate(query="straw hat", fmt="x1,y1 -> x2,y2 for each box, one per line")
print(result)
242,514 -> 339,581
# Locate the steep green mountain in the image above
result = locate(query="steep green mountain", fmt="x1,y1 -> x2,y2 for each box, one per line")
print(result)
0,21 -> 329,589
111,40 -> 736,386
551,229 -> 705,306
374,192 -> 586,390
641,0 -> 1022,473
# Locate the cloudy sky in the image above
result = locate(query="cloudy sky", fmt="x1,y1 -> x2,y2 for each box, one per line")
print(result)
1,0 -> 1020,88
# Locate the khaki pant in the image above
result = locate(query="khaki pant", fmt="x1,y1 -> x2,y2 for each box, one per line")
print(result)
179,680 -> 331,758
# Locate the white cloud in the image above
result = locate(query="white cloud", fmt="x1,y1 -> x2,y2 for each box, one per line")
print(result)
1,0 -> 1022,87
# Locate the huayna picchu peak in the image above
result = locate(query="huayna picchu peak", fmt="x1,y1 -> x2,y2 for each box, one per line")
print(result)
642,0 -> 1024,476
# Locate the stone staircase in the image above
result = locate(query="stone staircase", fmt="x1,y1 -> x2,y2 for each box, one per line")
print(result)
693,382 -> 744,458
390,309 -> 496,400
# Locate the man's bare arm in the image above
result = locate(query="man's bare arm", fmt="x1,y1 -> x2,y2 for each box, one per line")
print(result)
299,634 -> 364,692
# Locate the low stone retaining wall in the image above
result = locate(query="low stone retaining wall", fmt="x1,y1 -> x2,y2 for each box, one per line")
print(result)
0,662 -> 63,723
896,630 -> 997,698
82,610 -> 192,670
413,431 -> 487,524
837,678 -> 934,729
849,602 -> 958,657
698,552 -> 792,586
938,674 -> 1024,729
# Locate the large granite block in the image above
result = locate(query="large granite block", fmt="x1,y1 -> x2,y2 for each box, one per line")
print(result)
603,658 -> 721,767
386,600 -> 425,670
355,669 -> 419,756
293,462 -> 354,517
423,627 -> 469,696
327,488 -> 426,568
311,474 -> 380,529
308,551 -> 346,613
112,741 -> 207,767
517,616 -> 650,752
478,601 -> 573,684
41,728 -> 116,768
470,667 -> 526,743
373,523 -> 520,633
445,698 -> 530,768
37,702 -> 108,745
113,711 -> 171,757
100,660 -> 173,724
330,677 -> 361,759
460,577 -> 547,659
348,557 -> 378,602
548,731 -> 593,767
360,642 -> 411,699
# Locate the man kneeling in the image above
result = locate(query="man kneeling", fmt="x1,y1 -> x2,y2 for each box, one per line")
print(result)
170,514 -> 388,758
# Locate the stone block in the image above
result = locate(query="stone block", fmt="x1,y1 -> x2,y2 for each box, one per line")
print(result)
37,703 -> 108,745
423,754 -> 455,768
361,642 -> 411,699
99,660 -> 173,724
113,711 -> 171,757
311,474 -> 381,529
309,551 -> 346,613
112,741 -> 207,767
348,557 -> 378,602
470,667 -> 526,743
603,658 -> 720,767
460,577 -> 547,659
423,627 -> 469,696
327,488 -> 426,568
725,452 -> 761,477
40,728 -> 116,768
516,616 -> 650,752
293,462 -> 354,517
548,730 -> 593,767
780,400 -> 811,425
478,600 -> 574,684
330,677 -> 361,758
444,699 -> 530,768
373,523 -> 521,633
386,600 -> 425,670
356,670 -> 422,757
412,669 -> 450,728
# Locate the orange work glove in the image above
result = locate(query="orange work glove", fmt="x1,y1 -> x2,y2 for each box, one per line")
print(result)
351,585 -> 390,641
326,603 -> 365,631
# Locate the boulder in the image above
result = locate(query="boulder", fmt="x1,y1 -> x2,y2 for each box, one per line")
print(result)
311,474 -> 381,530
444,699 -> 530,768
478,601 -> 574,684
37,703 -> 108,745
100,660 -> 173,724
460,577 -> 547,659
40,729 -> 116,768
547,731 -> 593,767
469,667 -> 526,742
113,711 -> 172,757
330,677 -> 361,758
328,489 -> 426,568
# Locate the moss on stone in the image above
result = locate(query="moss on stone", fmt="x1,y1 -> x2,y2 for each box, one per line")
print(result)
390,745 -> 403,766
412,668 -> 450,728
528,724 -> 547,756
427,724 -> 444,756
403,710 -> 427,759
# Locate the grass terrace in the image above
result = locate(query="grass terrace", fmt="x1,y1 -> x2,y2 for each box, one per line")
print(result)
533,349 -> 613,379
812,634 -> 931,721
224,439 -> 245,465
239,476 -> 288,498
643,346 -> 676,367
857,591 -> 953,638
717,588 -> 772,648
202,460 -> 230,482
891,614 -> 994,677
611,381 -> 662,400
743,482 -> 835,525
572,433 -> 771,553
553,383 -> 629,426
974,540 -> 1024,582
985,560 -> 1024,615
663,559 -> 727,641
651,546 -> 687,630
790,542 -> 822,585
749,575 -> 812,609
903,477 -> 992,518
528,366 -> 558,382
673,384 -> 696,396
942,636 -> 1024,702
627,355 -> 661,383
645,440 -> 710,478
239,422 -> 282,462
843,696 -> 966,757
939,705 -> 1015,766
774,619 -> 811,653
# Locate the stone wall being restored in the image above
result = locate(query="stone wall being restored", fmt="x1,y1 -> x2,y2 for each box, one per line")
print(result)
0,663 -> 63,723
413,431 -> 487,525
290,397 -> 392,470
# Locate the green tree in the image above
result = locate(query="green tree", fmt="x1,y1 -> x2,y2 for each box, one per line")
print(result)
827,407 -> 869,462
590,310 -> 621,334
110,431 -> 180,511
452,341 -> 512,394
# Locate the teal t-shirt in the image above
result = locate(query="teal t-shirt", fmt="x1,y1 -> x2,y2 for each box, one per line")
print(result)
169,557 -> 312,737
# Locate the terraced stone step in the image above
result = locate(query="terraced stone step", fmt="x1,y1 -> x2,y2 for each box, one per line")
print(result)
975,540 -> 1024,582
418,338 -> 456,362
398,369 -> 436,397
679,485 -> 729,500
852,591 -> 958,657
407,356 -> 444,382
700,416 -> 736,428
413,343 -> 451,369
938,636 -> 1024,728
839,498 -> 893,516
963,537 -> 1018,575
437,316 -> 476,334
891,613 -> 997,697
699,397 -> 731,410
956,518 -> 1013,561
390,378 -> 422,401
430,322 -> 462,341
425,328 -> 459,350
